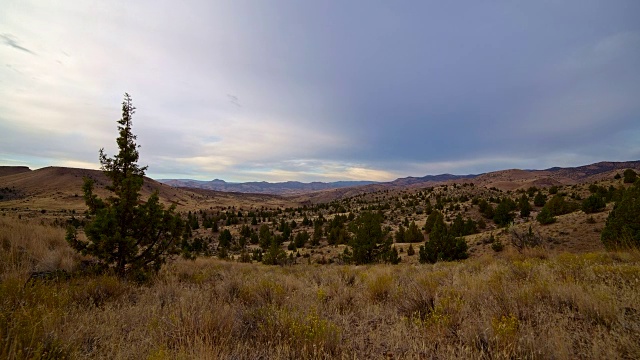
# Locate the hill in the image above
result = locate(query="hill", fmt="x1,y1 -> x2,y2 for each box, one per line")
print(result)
0,166 -> 301,213
0,166 -> 31,177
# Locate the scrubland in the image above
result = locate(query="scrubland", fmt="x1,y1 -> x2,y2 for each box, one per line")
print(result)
1,215 -> 640,359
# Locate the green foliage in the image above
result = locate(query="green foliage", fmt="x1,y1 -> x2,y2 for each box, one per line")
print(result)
491,238 -> 504,252
218,229 -> 233,249
493,198 -> 516,227
407,243 -> 415,256
601,181 -> 640,249
66,94 -> 183,279
533,192 -> 547,207
582,194 -> 606,214
518,194 -> 531,218
478,199 -> 495,219
418,213 -> 468,264
395,224 -> 406,243
311,222 -> 322,246
405,221 -> 424,242
536,206 -> 556,225
259,224 -> 272,249
623,169 -> 638,184
549,186 -> 559,195
262,239 -> 288,265
544,194 -> 578,216
294,230 -> 310,248
345,212 -> 393,265
424,210 -> 442,234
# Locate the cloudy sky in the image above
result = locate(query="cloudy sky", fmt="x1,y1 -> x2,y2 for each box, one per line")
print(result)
1,1 -> 639,182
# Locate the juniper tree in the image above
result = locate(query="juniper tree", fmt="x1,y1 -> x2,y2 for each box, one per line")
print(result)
66,93 -> 183,279
601,181 -> 640,249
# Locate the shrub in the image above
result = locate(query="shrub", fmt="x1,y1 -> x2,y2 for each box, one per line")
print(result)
510,226 -> 544,252
601,181 -> 640,249
419,215 -> 468,263
623,169 -> 637,184
582,194 -> 606,214
533,192 -> 547,207
491,238 -> 504,252
536,207 -> 556,225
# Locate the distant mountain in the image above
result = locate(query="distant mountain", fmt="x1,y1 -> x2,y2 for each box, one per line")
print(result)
158,178 -> 378,195
159,160 -> 640,196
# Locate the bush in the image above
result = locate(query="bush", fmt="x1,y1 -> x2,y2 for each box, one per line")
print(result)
510,226 -> 544,252
491,239 -> 504,252
582,194 -> 606,214
623,169 -> 637,184
536,207 -> 556,225
533,192 -> 547,207
601,181 -> 640,249
419,215 -> 468,263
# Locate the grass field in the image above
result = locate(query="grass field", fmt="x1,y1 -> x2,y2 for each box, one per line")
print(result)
1,215 -> 639,359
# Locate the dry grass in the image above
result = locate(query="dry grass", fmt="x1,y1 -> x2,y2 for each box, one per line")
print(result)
1,216 -> 639,359
0,215 -> 78,280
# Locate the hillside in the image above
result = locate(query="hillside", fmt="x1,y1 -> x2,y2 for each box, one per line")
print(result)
0,166 -> 31,177
0,166 -> 301,213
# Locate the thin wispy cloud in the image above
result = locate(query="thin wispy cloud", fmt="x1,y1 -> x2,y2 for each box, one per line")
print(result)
0,33 -> 35,55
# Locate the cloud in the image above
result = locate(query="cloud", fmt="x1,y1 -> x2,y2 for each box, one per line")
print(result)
0,33 -> 35,54
1,1 -> 639,182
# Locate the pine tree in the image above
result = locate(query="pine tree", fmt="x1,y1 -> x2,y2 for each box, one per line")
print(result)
66,94 -> 183,279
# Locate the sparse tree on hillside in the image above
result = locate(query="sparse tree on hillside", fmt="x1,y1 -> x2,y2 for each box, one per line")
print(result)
582,194 -> 606,214
534,192 -> 547,207
536,206 -> 556,225
519,194 -> 532,218
419,215 -> 468,264
406,221 -> 424,242
623,169 -> 638,184
66,93 -> 183,279
601,181 -> 640,249
345,212 -> 393,264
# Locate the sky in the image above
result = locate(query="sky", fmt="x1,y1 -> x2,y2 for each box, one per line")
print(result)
1,1 -> 639,182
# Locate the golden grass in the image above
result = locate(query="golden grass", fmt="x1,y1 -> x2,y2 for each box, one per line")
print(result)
0,215 -> 78,279
1,216 -> 639,359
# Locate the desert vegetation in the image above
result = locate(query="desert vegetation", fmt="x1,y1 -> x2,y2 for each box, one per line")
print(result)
2,215 -> 640,359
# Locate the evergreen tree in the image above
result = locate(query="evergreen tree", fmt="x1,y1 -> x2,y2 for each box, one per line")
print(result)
533,192 -> 547,207
536,206 -> 556,225
406,221 -> 424,242
66,94 -> 183,279
395,224 -> 406,243
518,194 -> 532,218
347,212 -> 388,264
623,169 -> 638,184
582,194 -> 606,214
601,181 -> 640,249
424,210 -> 443,234
258,224 -> 272,249
294,230 -> 310,248
493,199 -> 515,227
311,221 -> 322,246
418,216 -> 468,264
